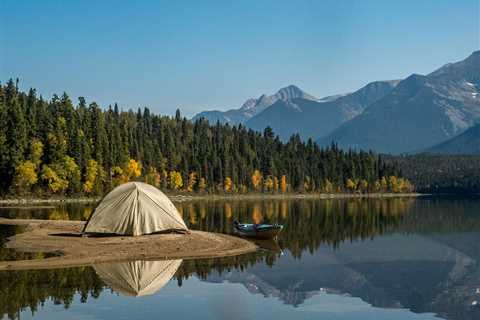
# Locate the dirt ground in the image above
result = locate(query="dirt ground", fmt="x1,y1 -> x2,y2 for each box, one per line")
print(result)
0,218 -> 257,271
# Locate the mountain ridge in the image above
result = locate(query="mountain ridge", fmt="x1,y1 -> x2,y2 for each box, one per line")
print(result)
317,51 -> 480,154
192,84 -> 317,125
426,122 -> 480,154
246,80 -> 400,140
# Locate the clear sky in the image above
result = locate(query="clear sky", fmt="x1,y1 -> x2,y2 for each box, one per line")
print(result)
1,0 -> 479,117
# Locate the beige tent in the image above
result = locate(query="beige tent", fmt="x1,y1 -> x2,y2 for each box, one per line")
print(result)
83,182 -> 188,236
94,259 -> 183,297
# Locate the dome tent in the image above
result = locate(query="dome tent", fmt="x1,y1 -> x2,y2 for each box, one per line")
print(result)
83,182 -> 188,236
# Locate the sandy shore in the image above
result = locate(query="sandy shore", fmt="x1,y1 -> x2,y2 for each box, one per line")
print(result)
0,192 -> 424,205
0,218 -> 257,271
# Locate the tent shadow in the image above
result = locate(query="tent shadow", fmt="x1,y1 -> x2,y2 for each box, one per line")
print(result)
49,229 -> 190,238
49,232 -> 127,238
48,232 -> 84,237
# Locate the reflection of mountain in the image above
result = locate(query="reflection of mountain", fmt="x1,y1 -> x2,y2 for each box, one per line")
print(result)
3,198 -> 480,320
94,260 -> 182,297
204,233 -> 480,320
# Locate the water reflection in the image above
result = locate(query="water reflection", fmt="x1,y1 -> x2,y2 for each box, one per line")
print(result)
0,204 -> 94,221
177,198 -> 415,256
0,225 -> 61,261
1,197 -> 480,320
94,260 -> 182,297
0,266 -> 103,320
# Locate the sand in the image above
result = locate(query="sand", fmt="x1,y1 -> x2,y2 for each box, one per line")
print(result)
0,218 -> 257,271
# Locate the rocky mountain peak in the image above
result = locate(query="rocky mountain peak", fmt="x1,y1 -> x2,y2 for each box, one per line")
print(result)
275,85 -> 317,101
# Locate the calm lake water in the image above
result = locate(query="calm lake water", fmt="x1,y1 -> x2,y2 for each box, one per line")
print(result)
1,197 -> 480,320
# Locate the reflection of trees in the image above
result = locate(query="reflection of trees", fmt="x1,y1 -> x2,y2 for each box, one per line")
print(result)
0,203 -> 97,221
0,253 -> 277,319
397,197 -> 480,234
3,198 -> 480,319
0,267 -> 103,320
177,198 -> 414,258
176,251 -> 280,286
0,225 -> 61,261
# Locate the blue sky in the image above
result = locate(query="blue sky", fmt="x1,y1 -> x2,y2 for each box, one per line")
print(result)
1,0 -> 479,116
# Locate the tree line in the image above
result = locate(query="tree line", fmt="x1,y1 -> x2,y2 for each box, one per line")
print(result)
385,154 -> 480,194
0,79 -> 413,196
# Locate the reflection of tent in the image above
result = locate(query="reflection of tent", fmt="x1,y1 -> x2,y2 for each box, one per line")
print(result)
94,260 -> 183,297
83,182 -> 188,236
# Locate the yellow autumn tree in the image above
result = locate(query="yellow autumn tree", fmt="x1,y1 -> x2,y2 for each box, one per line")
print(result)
251,170 -> 262,191
13,161 -> 38,193
187,172 -> 197,192
41,165 -> 68,194
280,175 -> 288,193
111,166 -> 124,186
346,178 -> 357,193
264,175 -> 274,192
124,159 -> 142,181
359,179 -> 369,193
388,176 -> 399,193
30,139 -> 44,168
224,177 -> 233,192
398,178 -> 414,193
63,155 -> 81,193
168,171 -> 183,190
112,159 -> 142,185
83,159 -> 101,194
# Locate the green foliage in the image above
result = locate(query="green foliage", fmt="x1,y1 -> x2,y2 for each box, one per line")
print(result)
0,80 -> 408,196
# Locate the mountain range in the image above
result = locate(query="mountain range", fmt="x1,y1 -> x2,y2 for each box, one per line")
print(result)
193,51 -> 480,154
246,80 -> 399,140
192,85 -> 319,125
318,51 -> 480,153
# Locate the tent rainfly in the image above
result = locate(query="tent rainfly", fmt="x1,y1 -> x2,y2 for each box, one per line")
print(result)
83,182 -> 188,236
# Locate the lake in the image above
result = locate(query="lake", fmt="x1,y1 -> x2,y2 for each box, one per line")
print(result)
1,197 -> 480,320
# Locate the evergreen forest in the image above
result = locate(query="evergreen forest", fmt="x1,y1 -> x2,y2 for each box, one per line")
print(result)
0,80 -> 412,197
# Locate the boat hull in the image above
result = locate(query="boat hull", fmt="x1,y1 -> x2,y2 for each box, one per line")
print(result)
233,224 -> 283,240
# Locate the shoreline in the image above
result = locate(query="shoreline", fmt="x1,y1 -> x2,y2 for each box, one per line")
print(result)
0,218 -> 258,271
0,192 -> 425,206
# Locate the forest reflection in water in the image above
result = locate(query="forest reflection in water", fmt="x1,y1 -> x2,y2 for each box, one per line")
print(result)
1,197 -> 480,320
1,197 -> 416,257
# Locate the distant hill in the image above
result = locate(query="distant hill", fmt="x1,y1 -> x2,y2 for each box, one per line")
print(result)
317,51 -> 480,154
246,80 -> 399,141
191,85 -> 318,125
426,123 -> 480,154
